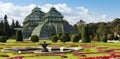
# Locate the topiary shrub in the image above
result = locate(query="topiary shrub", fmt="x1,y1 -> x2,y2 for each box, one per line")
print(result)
30,35 -> 39,42
71,34 -> 80,42
51,35 -> 58,43
59,33 -> 70,43
16,31 -> 23,41
0,36 -> 7,43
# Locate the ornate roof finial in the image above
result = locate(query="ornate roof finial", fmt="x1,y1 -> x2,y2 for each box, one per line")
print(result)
32,6 -> 41,12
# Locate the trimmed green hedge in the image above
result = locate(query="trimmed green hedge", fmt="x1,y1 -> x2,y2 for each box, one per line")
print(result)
0,36 -> 8,43
71,34 -> 80,42
30,35 -> 39,42
51,35 -> 58,43
16,31 -> 23,41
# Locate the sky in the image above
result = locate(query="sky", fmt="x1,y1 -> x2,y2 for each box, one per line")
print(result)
0,0 -> 120,25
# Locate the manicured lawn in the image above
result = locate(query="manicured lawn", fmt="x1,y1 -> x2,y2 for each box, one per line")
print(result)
1,39 -> 120,59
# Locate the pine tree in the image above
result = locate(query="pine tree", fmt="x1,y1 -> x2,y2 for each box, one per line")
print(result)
10,19 -> 16,38
0,20 -> 4,35
3,15 -> 11,38
15,20 -> 21,28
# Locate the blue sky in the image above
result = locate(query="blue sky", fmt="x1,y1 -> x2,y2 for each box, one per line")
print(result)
0,0 -> 120,25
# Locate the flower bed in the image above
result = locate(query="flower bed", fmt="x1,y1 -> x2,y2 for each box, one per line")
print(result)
61,54 -> 67,58
6,56 -> 24,59
79,55 -> 120,59
111,48 -> 120,50
96,46 -> 112,52
72,51 -> 115,56
73,53 -> 86,57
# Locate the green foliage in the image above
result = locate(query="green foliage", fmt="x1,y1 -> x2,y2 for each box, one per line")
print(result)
0,21 -> 4,36
96,23 -> 109,35
87,23 -> 97,36
65,33 -> 71,41
76,20 -> 91,43
58,33 -> 62,38
81,25 -> 91,43
50,33 -> 55,37
10,19 -> 16,37
114,24 -> 120,35
16,30 -> 23,41
101,35 -> 107,42
71,34 -> 80,42
3,15 -> 11,38
0,36 -> 7,42
0,15 -> 21,39
59,33 -> 70,43
107,34 -> 114,40
92,35 -> 100,42
30,35 -> 39,42
15,20 -> 21,28
51,35 -> 58,43
76,20 -> 85,34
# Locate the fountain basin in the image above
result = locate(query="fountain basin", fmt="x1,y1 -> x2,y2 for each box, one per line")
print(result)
2,47 -> 83,54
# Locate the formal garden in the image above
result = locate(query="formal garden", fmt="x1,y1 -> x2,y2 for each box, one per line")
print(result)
0,39 -> 120,59
0,13 -> 120,59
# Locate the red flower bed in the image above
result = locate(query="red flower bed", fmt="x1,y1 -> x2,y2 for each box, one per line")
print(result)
96,46 -> 112,52
61,54 -> 67,58
110,52 -> 115,56
78,55 -> 120,59
73,52 -> 85,56
6,56 -> 24,59
111,48 -> 120,50
73,52 -> 104,56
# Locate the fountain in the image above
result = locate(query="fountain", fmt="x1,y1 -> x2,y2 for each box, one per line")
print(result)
40,41 -> 50,52
2,41 -> 83,54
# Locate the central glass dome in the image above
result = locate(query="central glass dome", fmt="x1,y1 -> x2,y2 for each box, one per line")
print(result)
31,7 -> 77,39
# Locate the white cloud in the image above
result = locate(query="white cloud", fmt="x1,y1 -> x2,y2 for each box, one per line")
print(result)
39,3 -> 72,14
0,1 -> 36,24
76,6 -> 88,15
0,1 -> 109,25
66,6 -> 108,24
101,14 -> 107,19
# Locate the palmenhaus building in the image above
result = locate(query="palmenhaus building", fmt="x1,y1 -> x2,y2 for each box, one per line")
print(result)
22,7 -> 77,39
